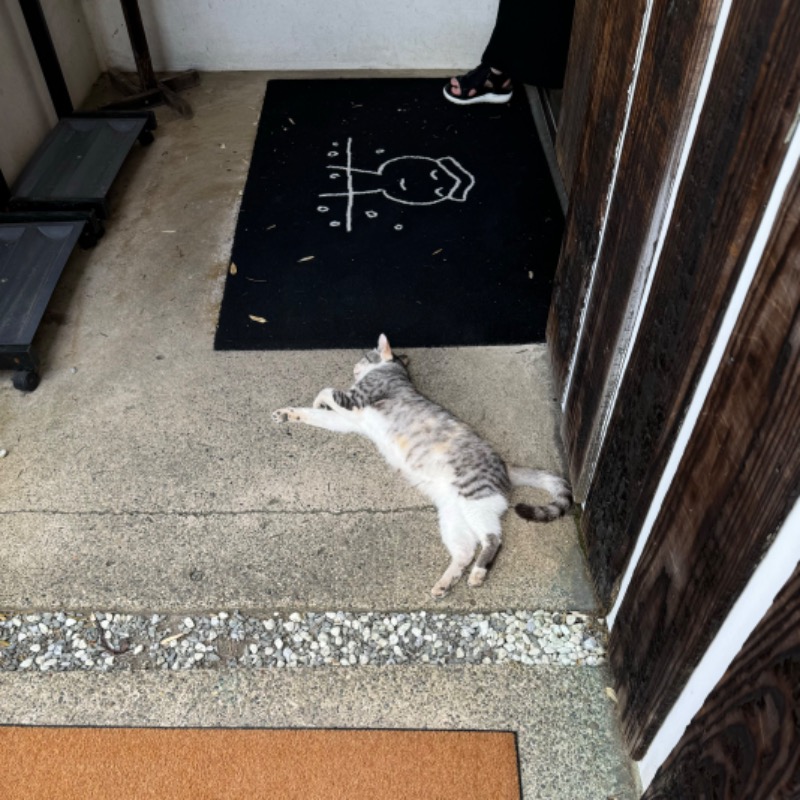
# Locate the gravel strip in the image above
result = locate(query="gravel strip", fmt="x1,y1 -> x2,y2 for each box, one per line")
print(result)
0,610 -> 606,673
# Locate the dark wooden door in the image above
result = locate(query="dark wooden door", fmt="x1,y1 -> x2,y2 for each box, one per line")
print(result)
551,0 -> 800,772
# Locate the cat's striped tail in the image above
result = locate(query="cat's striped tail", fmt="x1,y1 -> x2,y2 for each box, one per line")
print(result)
508,466 -> 573,522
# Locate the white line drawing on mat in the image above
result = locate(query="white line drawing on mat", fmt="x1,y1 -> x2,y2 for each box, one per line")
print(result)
318,137 -> 475,232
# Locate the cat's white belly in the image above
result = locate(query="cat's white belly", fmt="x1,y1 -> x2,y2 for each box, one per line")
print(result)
359,407 -> 455,502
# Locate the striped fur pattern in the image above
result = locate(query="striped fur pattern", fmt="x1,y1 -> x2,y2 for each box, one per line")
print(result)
272,334 -> 572,597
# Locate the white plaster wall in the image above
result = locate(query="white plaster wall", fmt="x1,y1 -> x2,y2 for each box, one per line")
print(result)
0,0 -> 100,184
80,0 -> 498,72
45,0 -> 103,102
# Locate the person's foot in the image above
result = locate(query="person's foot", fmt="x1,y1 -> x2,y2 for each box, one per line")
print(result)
444,64 -> 512,105
449,68 -> 509,97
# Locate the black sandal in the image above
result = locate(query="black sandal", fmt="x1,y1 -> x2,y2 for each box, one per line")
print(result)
443,64 -> 513,106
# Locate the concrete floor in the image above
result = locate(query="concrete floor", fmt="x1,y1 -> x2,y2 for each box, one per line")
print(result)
0,72 -> 638,798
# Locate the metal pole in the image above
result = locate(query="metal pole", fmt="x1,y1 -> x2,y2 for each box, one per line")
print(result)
17,0 -> 73,118
119,0 -> 158,90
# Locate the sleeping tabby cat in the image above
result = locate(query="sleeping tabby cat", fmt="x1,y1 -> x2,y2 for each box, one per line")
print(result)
272,334 -> 572,597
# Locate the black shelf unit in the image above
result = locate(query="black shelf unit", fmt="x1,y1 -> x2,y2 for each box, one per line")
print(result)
2,0 -> 158,391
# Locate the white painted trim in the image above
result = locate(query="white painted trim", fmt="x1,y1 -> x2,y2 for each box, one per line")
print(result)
638,497 -> 800,788
608,118 -> 800,630
583,0 -> 734,494
560,0 -> 654,410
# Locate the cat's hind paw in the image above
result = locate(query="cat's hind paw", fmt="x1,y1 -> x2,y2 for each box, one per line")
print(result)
431,584 -> 450,599
272,407 -> 300,424
468,567 -> 487,588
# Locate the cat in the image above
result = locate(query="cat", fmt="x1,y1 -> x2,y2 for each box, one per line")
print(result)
272,334 -> 572,597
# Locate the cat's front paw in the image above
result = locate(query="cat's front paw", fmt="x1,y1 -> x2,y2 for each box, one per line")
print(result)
312,388 -> 336,410
272,407 -> 300,424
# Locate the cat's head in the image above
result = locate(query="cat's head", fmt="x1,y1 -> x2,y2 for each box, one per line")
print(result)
354,334 -> 408,381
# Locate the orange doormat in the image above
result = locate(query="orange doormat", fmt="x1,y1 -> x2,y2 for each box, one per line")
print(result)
0,726 -> 521,799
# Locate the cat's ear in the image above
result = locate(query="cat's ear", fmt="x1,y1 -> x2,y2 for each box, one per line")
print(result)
378,333 -> 393,362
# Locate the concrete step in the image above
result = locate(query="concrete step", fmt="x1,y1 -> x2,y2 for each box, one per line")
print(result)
0,665 -> 639,799
1,509 -> 593,613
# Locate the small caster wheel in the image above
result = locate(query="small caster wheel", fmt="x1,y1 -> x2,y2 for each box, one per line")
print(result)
138,130 -> 155,146
79,229 -> 98,249
13,370 -> 40,392
79,220 -> 105,249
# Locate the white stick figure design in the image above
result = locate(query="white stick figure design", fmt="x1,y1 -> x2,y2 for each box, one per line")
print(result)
318,137 -> 476,232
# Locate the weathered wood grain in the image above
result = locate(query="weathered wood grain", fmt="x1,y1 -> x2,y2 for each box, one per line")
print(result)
561,0 -> 721,499
610,154 -> 800,758
643,561 -> 800,799
555,0 -> 598,196
546,0 -> 646,397
582,0 -> 800,606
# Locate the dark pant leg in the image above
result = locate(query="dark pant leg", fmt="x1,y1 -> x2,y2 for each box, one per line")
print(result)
481,0 -> 575,87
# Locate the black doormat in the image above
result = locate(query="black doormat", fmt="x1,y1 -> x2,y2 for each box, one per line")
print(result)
214,78 -> 563,350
